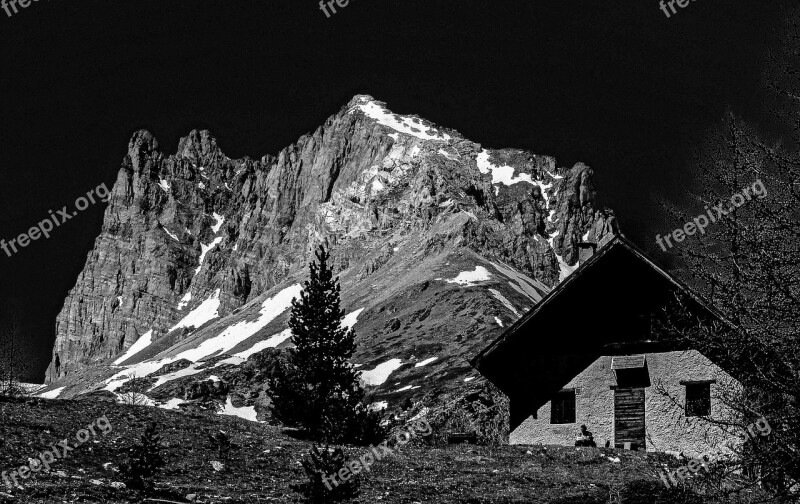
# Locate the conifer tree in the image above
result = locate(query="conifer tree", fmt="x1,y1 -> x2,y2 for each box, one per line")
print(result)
120,422 -> 166,490
269,245 -> 374,442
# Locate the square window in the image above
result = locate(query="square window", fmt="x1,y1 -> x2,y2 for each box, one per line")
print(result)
685,383 -> 711,417
550,390 -> 576,424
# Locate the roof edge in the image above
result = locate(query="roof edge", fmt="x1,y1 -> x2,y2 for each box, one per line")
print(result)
470,235 -> 625,368
470,234 -> 735,370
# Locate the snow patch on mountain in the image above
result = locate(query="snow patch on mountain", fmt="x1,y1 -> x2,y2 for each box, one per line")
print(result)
219,396 -> 259,422
534,180 -> 554,203
214,328 -> 293,367
556,253 -> 579,282
172,284 -> 301,363
211,213 -> 225,233
162,226 -> 180,242
113,330 -> 153,365
341,308 -> 364,329
213,306 -> 363,368
475,150 -> 556,208
148,363 -> 205,391
38,387 -> 65,399
104,359 -> 172,392
445,266 -> 491,286
158,398 -> 185,410
547,230 -> 559,249
195,238 -> 224,275
177,291 -> 192,311
476,150 -> 535,187
415,357 -> 438,367
547,227 -> 580,282
170,289 -> 221,332
354,98 -> 450,142
360,358 -> 403,386
395,385 -> 420,392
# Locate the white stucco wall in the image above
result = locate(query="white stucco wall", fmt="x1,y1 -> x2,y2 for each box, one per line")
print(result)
510,350 -> 741,455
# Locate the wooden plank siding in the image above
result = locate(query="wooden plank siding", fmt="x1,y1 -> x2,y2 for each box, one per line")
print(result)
614,387 -> 645,448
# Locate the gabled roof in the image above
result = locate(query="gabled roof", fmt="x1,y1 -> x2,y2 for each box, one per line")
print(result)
469,234 -> 738,429
470,234 -> 731,371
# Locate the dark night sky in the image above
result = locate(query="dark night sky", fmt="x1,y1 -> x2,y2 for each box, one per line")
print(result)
0,0 -> 789,381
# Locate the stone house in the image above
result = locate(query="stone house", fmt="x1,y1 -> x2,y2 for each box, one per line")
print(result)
471,235 -> 740,455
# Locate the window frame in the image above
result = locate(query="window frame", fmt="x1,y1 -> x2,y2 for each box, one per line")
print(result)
684,382 -> 712,417
550,389 -> 577,424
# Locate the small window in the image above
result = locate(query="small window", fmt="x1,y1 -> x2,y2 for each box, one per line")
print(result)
550,390 -> 576,424
685,383 -> 711,417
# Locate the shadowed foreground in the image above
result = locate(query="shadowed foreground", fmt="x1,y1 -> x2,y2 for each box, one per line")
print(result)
0,397 -> 772,503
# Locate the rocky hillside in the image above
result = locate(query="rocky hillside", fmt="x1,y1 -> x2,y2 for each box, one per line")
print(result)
41,95 -> 616,413
1,396 -> 731,504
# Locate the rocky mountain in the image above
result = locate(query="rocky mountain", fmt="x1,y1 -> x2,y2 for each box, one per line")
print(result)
40,95 -> 617,415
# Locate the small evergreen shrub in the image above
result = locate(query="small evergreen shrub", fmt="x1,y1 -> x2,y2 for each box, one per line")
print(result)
292,445 -> 359,503
207,429 -> 232,463
342,403 -> 387,446
120,422 -> 166,490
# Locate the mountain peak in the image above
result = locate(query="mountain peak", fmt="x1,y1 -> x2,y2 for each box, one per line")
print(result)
347,95 -> 454,143
126,129 -> 159,171
177,129 -> 222,162
346,93 -> 378,107
46,97 -> 617,413
128,129 -> 158,153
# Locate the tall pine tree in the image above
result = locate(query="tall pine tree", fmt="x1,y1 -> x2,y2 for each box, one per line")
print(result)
269,245 -> 376,443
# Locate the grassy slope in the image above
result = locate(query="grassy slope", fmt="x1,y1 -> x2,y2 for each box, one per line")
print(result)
0,397 -> 761,504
